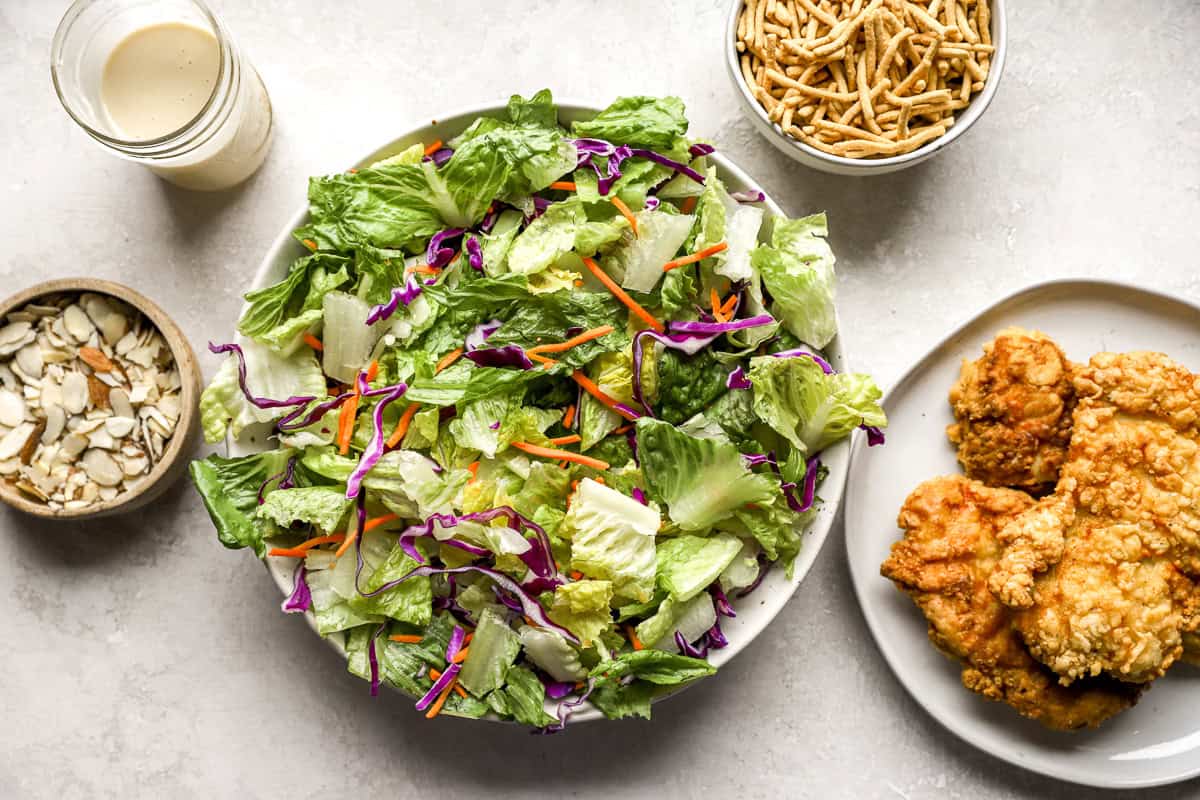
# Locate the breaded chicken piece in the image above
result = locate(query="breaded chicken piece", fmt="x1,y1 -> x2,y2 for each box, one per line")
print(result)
990,352 -> 1200,684
947,328 -> 1076,491
882,476 -> 1142,730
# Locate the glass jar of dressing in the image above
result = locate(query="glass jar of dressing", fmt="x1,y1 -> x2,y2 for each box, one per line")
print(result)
52,0 -> 273,191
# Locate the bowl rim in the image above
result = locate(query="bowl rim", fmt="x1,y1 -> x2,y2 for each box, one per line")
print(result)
231,97 -> 853,724
0,278 -> 201,519
723,0 -> 1008,170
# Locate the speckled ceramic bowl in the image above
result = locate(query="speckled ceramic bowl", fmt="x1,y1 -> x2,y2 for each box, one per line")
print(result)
725,0 -> 1008,175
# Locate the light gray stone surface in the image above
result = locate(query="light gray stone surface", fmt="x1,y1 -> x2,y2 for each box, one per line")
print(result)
2,1 -> 1199,798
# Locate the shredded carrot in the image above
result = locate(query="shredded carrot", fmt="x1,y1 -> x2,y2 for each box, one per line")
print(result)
720,293 -> 739,315
581,257 -> 664,333
511,441 -> 610,470
680,195 -> 698,214
625,625 -> 645,651
463,632 -> 474,645
410,264 -> 440,275
302,333 -> 324,352
334,523 -> 359,559
526,325 -> 615,356
548,434 -> 581,446
387,402 -> 422,448
336,392 -> 359,455
466,461 -> 480,481
390,634 -> 424,643
594,477 -> 605,485
549,181 -> 577,191
363,513 -> 399,533
610,196 -> 639,236
528,352 -> 558,368
347,168 -> 359,174
435,348 -> 463,373
425,679 -> 457,718
569,570 -> 584,580
523,615 -> 536,626
365,360 -> 379,382
423,139 -> 443,157
562,404 -> 576,429
710,288 -> 725,322
451,646 -> 471,665
302,238 -> 318,251
612,424 -> 634,435
571,371 -> 639,422
663,241 -> 729,272
268,534 -> 346,558
573,279 -> 584,288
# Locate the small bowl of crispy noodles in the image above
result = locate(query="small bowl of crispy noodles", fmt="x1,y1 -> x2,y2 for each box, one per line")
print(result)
727,0 -> 1006,175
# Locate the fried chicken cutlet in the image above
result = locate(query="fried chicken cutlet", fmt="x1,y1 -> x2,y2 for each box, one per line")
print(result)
947,328 -> 1076,492
990,352 -> 1200,685
882,476 -> 1142,730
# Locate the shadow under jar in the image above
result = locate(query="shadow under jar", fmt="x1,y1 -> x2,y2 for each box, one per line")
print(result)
51,0 -> 273,191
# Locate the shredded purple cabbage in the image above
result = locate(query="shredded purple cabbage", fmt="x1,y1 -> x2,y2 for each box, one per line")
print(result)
345,381 -> 409,499
281,564 -> 312,613
465,235 -> 483,271
862,425 -> 886,446
629,148 -> 705,185
426,228 -> 465,269
365,276 -> 424,325
726,365 -> 751,390
689,143 -> 716,158
707,619 -> 729,649
543,680 -> 576,700
464,319 -> 503,351
368,622 -> 385,696
644,196 -> 660,210
463,345 -> 533,370
415,662 -> 462,711
730,189 -> 766,203
631,486 -> 647,505
668,314 -> 775,336
674,630 -> 706,658
480,204 -> 501,233
540,678 -> 596,734
711,585 -> 736,618
395,507 -> 559,588
488,421 -> 501,430
369,564 -> 578,644
445,624 -> 467,663
423,147 -> 453,167
208,342 -> 315,413
276,393 -> 353,431
257,456 -> 298,505
736,554 -> 770,598
744,450 -> 821,513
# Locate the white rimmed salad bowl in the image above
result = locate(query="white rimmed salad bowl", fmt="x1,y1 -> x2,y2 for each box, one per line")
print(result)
196,95 -> 869,727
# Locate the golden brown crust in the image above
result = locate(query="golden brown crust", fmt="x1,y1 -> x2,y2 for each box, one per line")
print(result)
947,328 -> 1075,492
990,352 -> 1200,684
883,476 -> 1142,730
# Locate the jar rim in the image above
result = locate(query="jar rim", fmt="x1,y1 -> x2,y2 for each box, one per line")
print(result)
50,0 -> 230,151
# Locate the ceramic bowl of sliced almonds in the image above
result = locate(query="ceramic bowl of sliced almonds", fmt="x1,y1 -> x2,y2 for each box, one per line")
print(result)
0,279 -> 200,519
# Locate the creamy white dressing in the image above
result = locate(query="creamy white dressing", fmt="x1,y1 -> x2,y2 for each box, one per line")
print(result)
100,22 -> 219,141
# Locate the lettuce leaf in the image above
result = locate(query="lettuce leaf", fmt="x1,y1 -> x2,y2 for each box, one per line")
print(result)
562,478 -> 659,602
752,213 -> 838,348
547,579 -> 614,646
458,608 -> 520,696
655,533 -> 744,601
485,665 -> 555,727
237,253 -> 351,352
188,449 -> 293,555
748,355 -> 886,455
572,96 -> 689,149
255,486 -> 352,535
200,339 -> 326,443
637,419 -> 775,530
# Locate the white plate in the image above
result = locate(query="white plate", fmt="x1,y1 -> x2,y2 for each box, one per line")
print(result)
845,278 -> 1200,788
227,100 -> 852,723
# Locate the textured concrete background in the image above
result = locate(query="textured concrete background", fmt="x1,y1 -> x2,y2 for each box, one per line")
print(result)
3,1 -> 1199,798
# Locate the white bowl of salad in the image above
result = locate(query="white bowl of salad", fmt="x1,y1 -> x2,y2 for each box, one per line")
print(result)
189,91 -> 886,729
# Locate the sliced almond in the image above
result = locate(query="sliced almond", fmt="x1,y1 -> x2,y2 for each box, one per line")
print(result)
61,372 -> 88,414
0,320 -> 32,348
81,449 -> 122,487
15,344 -> 43,379
19,421 -> 45,464
62,305 -> 95,343
109,388 -> 134,420
16,479 -> 49,502
87,374 -> 110,409
0,422 -> 35,460
42,405 -> 65,443
105,416 -> 136,438
0,390 -> 25,427
78,346 -> 114,372
60,433 -> 88,459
